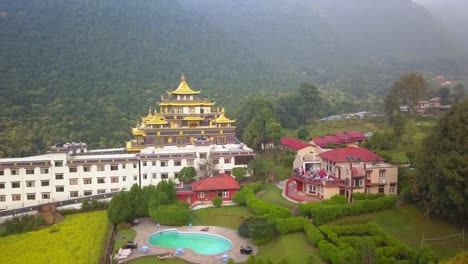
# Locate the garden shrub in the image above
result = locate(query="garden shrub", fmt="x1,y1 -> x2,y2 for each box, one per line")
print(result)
246,197 -> 291,218
318,240 -> 340,263
274,217 -> 306,235
299,194 -> 347,217
232,184 -> 261,206
303,220 -> 324,246
212,197 -> 222,207
352,193 -> 385,200
149,204 -> 189,226
0,214 -> 46,237
310,195 -> 397,225
239,216 -> 275,245
319,223 -> 437,264
116,223 -> 132,230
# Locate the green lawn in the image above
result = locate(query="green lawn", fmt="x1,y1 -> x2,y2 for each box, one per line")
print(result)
113,228 -> 137,252
327,204 -> 467,259
307,119 -> 386,138
0,211 -> 110,264
127,256 -> 188,264
258,184 -> 296,209
189,206 -> 254,230
257,233 -> 325,263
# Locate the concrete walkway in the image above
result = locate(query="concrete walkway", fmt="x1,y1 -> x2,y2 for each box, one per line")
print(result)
121,217 -> 256,264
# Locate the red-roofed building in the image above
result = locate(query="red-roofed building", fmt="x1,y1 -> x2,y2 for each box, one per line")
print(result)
176,173 -> 240,205
318,147 -> 384,163
311,137 -> 328,148
322,135 -> 341,145
346,131 -> 366,142
286,146 -> 398,203
280,137 -> 310,150
335,133 -> 354,144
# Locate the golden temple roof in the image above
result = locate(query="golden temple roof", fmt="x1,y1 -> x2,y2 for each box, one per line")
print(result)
132,127 -> 146,136
141,108 -> 154,123
183,116 -> 205,121
170,73 -> 201,95
215,109 -> 236,123
147,114 -> 168,125
159,101 -> 215,107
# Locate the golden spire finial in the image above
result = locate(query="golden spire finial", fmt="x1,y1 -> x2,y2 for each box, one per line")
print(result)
181,72 -> 186,82
221,107 -> 225,114
148,108 -> 152,115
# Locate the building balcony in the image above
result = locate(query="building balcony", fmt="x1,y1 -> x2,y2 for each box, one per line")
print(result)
292,172 -> 345,187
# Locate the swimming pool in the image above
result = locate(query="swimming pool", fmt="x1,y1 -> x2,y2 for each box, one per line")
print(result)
148,229 -> 232,255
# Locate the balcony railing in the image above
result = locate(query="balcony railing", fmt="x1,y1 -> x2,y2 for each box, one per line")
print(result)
292,172 -> 345,187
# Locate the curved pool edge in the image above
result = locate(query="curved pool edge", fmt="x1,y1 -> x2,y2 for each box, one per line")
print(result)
147,228 -> 233,256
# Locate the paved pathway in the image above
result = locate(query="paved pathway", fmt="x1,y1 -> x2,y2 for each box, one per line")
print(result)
120,217 -> 256,264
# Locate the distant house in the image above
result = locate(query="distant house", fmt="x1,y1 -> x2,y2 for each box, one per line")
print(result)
402,97 -> 446,114
280,137 -> 324,172
311,131 -> 366,148
176,173 -> 240,205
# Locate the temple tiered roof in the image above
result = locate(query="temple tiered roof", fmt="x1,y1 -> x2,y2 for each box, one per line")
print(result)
169,73 -> 201,95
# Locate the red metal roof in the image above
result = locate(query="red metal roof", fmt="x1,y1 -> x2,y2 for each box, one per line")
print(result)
311,138 -> 328,147
319,147 -> 384,163
280,137 -> 310,150
322,135 -> 341,145
335,133 -> 353,143
346,131 -> 366,141
191,173 -> 240,192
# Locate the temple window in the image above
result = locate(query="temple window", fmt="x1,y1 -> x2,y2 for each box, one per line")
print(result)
160,161 -> 168,167
154,137 -> 164,147
176,137 -> 186,147
110,165 -> 118,171
217,136 -> 227,145
26,169 -> 34,175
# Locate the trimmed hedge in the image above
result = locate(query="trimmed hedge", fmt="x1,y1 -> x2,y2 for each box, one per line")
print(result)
352,193 -> 385,200
232,184 -> 261,205
246,197 -> 292,218
310,195 -> 397,225
274,217 -> 306,235
149,204 -> 189,226
241,216 -> 275,245
303,220 -> 324,246
299,194 -> 347,217
233,184 -> 291,218
318,223 -> 437,264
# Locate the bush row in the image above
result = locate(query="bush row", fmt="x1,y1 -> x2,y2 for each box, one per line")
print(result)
303,220 -> 324,246
318,223 -> 437,264
298,194 -> 347,217
310,195 -> 397,225
0,214 -> 46,237
59,198 -> 109,216
352,193 -> 385,200
233,184 -> 291,218
274,217 -> 306,235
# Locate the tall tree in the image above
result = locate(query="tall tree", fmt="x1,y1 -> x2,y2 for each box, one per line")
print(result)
391,73 -> 428,115
179,166 -> 197,183
411,99 -> 468,222
296,82 -> 324,123
243,108 -> 278,150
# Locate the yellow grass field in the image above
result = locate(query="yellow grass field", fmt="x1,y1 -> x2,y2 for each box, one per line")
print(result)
0,210 -> 110,264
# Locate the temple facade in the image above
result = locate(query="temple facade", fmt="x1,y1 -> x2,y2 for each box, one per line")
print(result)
0,74 -> 254,210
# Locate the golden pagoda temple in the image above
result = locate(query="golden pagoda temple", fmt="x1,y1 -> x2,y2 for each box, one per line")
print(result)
126,74 -> 239,152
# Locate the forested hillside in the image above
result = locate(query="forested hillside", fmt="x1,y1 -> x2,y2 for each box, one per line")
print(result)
0,0 -> 467,157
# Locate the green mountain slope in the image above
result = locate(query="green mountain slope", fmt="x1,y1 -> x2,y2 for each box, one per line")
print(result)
0,0 -> 466,156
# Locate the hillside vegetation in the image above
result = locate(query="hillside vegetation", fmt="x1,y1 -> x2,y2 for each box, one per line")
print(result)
0,0 -> 466,157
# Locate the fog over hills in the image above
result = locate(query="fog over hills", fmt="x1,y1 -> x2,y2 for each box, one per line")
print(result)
416,0 -> 468,50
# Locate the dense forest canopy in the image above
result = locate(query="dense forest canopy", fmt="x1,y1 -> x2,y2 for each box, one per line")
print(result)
0,0 -> 467,157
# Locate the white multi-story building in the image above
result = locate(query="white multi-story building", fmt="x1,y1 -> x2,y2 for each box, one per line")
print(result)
0,75 -> 255,210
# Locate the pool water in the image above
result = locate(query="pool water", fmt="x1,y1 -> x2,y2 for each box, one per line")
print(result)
148,229 -> 232,255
